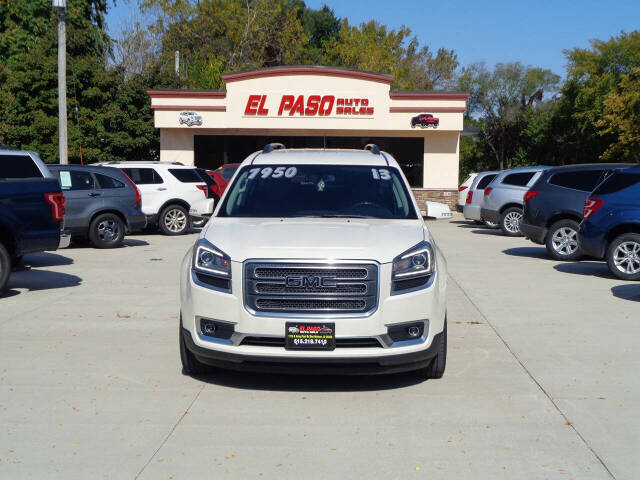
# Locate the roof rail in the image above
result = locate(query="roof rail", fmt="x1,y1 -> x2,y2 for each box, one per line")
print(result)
364,144 -> 380,155
263,143 -> 286,153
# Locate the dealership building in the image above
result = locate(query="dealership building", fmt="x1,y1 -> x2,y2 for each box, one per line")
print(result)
148,66 -> 469,209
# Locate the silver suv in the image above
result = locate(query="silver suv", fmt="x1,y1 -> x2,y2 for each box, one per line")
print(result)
481,166 -> 550,236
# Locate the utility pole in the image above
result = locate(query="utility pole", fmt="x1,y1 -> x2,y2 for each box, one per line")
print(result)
53,0 -> 68,164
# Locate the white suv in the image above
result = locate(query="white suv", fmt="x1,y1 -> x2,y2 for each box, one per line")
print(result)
179,145 -> 448,378
100,162 -> 214,235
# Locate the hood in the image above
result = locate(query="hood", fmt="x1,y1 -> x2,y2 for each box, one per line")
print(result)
202,217 -> 427,263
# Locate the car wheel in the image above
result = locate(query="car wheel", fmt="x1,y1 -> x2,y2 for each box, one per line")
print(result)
179,318 -> 208,375
416,318 -> 447,379
89,213 -> 125,248
500,207 -> 523,236
159,205 -> 190,236
0,243 -> 10,293
606,233 -> 640,281
546,219 -> 582,261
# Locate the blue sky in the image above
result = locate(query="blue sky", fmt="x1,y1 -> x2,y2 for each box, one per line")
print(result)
106,0 -> 640,76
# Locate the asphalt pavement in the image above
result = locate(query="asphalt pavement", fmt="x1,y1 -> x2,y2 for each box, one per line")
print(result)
0,217 -> 637,479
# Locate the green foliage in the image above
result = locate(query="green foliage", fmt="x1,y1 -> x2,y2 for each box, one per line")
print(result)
0,0 -> 158,163
459,61 -> 560,170
557,31 -> 640,163
597,66 -> 640,162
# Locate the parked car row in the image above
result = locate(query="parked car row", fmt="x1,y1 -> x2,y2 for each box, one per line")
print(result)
459,163 -> 640,281
0,145 -> 241,292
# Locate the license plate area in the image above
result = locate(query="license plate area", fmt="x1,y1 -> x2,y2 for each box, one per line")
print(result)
285,322 -> 335,351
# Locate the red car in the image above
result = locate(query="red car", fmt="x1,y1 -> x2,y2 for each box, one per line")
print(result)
207,163 -> 240,200
411,113 -> 439,128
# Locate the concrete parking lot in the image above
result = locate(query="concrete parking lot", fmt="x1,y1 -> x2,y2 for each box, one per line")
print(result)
1,217 -> 638,479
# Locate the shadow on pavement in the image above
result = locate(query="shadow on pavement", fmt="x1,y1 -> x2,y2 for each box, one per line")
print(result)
21,252 -> 73,268
502,247 -> 550,260
470,229 -> 503,236
553,261 -> 611,279
122,238 -> 150,247
611,284 -> 640,302
7,270 -> 82,292
192,369 -> 425,392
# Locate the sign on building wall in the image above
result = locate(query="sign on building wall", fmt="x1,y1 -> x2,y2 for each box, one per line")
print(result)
244,94 -> 375,117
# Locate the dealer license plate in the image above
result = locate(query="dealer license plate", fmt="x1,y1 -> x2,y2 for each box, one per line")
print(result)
285,322 -> 335,351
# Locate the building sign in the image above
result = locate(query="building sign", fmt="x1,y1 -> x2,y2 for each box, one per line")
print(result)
244,94 -> 374,117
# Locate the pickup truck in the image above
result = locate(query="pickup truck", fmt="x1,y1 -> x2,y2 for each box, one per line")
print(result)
0,147 -> 69,292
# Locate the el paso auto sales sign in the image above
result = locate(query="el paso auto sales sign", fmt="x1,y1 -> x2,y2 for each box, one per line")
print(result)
244,94 -> 374,117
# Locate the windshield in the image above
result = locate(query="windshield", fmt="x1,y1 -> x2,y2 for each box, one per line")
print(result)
220,167 -> 237,181
218,164 -> 418,219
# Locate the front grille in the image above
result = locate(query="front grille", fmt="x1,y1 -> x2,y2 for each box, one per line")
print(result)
244,262 -> 378,315
256,298 -> 367,311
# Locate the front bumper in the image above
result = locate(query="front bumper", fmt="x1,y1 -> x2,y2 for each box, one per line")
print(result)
180,252 -> 448,374
58,230 -> 71,249
481,208 -> 500,224
182,327 -> 443,374
519,222 -> 546,244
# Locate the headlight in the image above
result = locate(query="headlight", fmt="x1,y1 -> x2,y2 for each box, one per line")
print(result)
391,241 -> 434,294
192,238 -> 232,291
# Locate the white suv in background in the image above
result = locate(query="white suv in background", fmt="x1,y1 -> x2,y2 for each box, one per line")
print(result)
179,144 -> 448,379
100,161 -> 214,235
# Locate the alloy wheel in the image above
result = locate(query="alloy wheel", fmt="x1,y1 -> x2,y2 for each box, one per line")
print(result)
613,241 -> 640,275
165,208 -> 187,233
97,219 -> 120,242
503,211 -> 522,234
551,227 -> 578,256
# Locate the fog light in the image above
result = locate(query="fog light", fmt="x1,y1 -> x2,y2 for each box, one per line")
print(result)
407,326 -> 421,337
199,318 -> 234,340
386,321 -> 426,343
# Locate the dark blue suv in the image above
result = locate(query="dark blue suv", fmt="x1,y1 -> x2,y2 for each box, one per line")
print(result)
521,164 -> 629,260
578,165 -> 640,280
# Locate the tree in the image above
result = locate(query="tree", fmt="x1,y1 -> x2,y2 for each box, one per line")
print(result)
459,61 -> 560,169
557,31 -> 640,163
597,67 -> 640,162
0,0 -> 158,163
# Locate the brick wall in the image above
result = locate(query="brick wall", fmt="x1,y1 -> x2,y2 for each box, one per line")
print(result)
411,188 -> 458,215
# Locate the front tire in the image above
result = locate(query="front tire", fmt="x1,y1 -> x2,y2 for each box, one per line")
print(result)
606,233 -> 640,281
500,207 -> 523,236
89,213 -> 125,248
159,205 -> 190,236
179,319 -> 208,375
0,243 -> 10,293
416,319 -> 447,379
546,219 -> 582,261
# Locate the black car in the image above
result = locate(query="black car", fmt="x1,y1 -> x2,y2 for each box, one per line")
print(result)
520,163 -> 631,260
48,165 -> 146,248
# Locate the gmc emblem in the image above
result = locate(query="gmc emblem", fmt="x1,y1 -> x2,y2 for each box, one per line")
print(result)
285,275 -> 336,288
